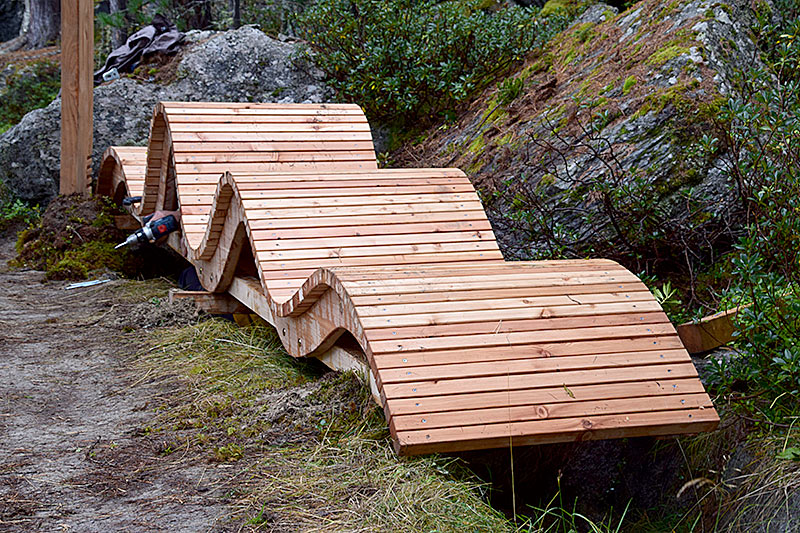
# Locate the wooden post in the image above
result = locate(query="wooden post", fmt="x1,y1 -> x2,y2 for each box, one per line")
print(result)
60,0 -> 93,196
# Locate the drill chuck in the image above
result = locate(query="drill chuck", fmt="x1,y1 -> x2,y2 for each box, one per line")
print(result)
115,214 -> 179,249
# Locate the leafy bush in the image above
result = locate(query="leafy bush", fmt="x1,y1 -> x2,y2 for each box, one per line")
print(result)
0,198 -> 40,230
0,61 -> 60,133
704,9 -> 800,420
0,180 -> 40,231
298,0 -> 573,124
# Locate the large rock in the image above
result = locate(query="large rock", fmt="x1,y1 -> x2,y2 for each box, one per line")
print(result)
0,26 -> 333,204
396,0 -> 763,261
174,26 -> 329,104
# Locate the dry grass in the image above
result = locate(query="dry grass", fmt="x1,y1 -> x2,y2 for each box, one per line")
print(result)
715,426 -> 800,531
133,317 -> 511,532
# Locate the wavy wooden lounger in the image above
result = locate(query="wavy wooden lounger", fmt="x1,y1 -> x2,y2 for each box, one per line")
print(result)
98,102 -> 719,455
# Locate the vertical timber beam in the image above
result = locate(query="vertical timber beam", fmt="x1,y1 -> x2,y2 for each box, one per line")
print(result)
60,0 -> 93,196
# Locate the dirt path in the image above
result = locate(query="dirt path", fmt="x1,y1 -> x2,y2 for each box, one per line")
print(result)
0,232 -> 231,532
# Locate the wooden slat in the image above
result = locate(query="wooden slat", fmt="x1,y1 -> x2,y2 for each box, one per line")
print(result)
171,131 -> 374,142
365,311 -> 667,340
395,409 -> 720,454
372,336 -> 686,368
250,220 -> 494,240
168,122 -> 372,133
391,393 -> 713,431
172,141 -> 377,152
353,282 -> 647,306
167,114 -> 369,123
381,362 -> 699,400
256,241 -> 500,262
386,378 -> 708,415
370,323 -> 678,354
359,300 -> 664,329
259,252 -> 503,270
379,349 -> 689,384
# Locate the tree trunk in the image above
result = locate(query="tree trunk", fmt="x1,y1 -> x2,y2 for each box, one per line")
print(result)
231,0 -> 240,29
174,0 -> 211,30
109,0 -> 128,49
28,0 -> 59,48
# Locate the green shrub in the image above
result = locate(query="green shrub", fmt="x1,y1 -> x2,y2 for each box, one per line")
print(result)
243,0 -> 311,35
0,61 -> 61,132
0,197 -> 40,230
298,0 -> 573,124
704,12 -> 800,420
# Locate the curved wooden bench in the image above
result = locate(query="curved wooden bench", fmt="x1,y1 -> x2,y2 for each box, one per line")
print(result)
98,102 -> 719,455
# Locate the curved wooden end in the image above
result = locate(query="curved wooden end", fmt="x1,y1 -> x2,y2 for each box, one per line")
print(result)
97,146 -> 148,206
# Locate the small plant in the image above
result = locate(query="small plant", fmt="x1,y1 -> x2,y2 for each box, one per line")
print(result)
498,76 -> 525,106
0,197 -> 40,230
701,10 -> 800,421
621,75 -> 637,95
519,481 -> 631,532
213,443 -> 243,462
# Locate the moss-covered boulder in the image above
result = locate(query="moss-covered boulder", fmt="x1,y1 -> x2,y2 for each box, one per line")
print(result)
395,0 -> 763,271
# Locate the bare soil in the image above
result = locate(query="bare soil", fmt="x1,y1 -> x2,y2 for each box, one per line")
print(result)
0,230 -> 234,532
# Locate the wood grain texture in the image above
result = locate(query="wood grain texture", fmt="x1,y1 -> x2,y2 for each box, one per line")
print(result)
59,0 -> 93,196
98,101 -> 719,455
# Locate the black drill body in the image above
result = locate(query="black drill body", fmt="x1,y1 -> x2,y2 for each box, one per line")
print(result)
115,214 -> 180,249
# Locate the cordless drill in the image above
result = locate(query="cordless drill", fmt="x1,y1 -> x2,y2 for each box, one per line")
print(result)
115,214 -> 180,249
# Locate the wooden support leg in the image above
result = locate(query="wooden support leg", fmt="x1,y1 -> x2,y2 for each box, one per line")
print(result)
60,0 -> 93,196
169,289 -> 251,314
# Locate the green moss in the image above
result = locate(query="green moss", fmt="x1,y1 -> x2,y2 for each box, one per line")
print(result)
646,45 -> 691,66
540,0 -> 568,17
496,132 -> 515,146
553,22 -> 599,66
520,53 -> 553,80
622,75 -> 637,95
465,159 -> 484,174
574,22 -> 596,43
467,135 -> 486,155
48,241 -> 127,280
481,93 -> 508,125
0,60 -> 60,131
